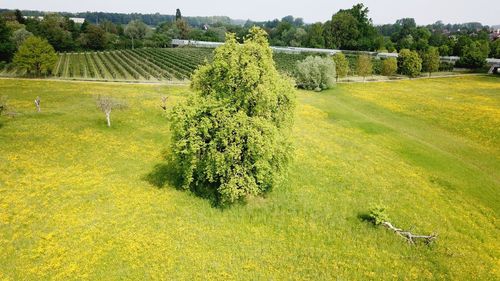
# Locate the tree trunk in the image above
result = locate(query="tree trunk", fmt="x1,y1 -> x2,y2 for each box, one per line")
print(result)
131,37 -> 135,50
106,111 -> 111,127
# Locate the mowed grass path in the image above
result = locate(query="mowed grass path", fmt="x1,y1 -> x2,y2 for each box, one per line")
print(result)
0,76 -> 498,280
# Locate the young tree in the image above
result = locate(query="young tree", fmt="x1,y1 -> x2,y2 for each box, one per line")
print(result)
34,96 -> 41,112
356,54 -> 373,81
125,20 -> 148,49
398,49 -> 422,78
160,96 -> 168,111
421,47 -> 440,76
332,53 -> 349,81
381,57 -> 398,76
96,96 -> 126,127
295,56 -> 336,91
13,36 -> 58,76
170,27 -> 295,206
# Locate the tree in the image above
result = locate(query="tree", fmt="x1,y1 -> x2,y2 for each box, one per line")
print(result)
96,96 -> 127,127
12,28 -> 33,48
175,9 -> 182,21
421,47 -> 440,76
34,96 -> 41,113
13,36 -> 58,76
456,41 -> 487,69
125,20 -> 148,49
398,49 -> 422,78
0,18 -> 15,62
170,27 -> 295,206
37,14 -> 76,51
491,40 -> 500,59
381,57 -> 398,76
15,9 -> 26,24
332,53 -> 349,81
295,56 -> 336,91
306,23 -> 325,48
356,54 -> 373,81
330,12 -> 359,49
80,25 -> 107,50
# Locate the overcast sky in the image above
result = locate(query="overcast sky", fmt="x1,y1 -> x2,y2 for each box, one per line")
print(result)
1,0 -> 499,25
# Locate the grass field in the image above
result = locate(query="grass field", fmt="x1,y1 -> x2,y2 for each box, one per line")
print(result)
0,76 -> 499,280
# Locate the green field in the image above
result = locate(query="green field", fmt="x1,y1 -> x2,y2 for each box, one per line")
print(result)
0,76 -> 499,280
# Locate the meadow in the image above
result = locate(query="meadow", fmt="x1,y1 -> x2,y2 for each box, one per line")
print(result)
0,76 -> 499,280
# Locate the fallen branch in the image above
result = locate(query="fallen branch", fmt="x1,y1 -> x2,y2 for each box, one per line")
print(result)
382,221 -> 437,245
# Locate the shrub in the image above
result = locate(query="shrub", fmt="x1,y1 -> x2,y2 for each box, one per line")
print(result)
356,54 -> 373,81
332,53 -> 349,81
295,56 -> 336,91
398,49 -> 422,78
381,57 -> 398,76
439,61 -> 454,72
170,27 -> 296,206
368,205 -> 389,225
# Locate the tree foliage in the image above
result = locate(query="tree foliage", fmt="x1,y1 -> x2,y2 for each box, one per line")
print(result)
124,20 -> 148,49
381,57 -> 398,76
0,17 -> 15,62
170,27 -> 295,206
398,49 -> 422,78
356,54 -> 373,80
456,41 -> 488,69
295,56 -> 336,91
421,47 -> 440,76
13,36 -> 58,76
332,53 -> 349,81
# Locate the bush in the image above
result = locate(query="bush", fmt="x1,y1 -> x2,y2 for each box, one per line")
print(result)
295,56 -> 336,91
439,61 -> 454,72
372,58 -> 382,75
398,49 -> 422,78
368,205 -> 389,225
170,27 -> 296,206
381,57 -> 398,76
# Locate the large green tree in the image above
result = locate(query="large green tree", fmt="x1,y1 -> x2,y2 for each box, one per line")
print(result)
0,17 -> 15,62
124,20 -> 148,49
456,41 -> 487,69
170,27 -> 295,206
13,36 -> 58,76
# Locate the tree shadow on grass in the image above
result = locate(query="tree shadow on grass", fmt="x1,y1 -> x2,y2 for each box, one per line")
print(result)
143,152 -> 221,207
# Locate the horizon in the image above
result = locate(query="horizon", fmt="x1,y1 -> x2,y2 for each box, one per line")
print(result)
1,0 -> 499,26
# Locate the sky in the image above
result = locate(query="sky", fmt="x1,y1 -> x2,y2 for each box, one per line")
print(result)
1,0 -> 499,25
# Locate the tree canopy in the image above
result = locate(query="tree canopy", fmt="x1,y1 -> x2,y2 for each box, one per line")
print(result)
170,27 -> 295,206
13,36 -> 58,76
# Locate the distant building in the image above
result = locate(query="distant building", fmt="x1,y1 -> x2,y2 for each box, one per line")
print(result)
69,17 -> 85,24
22,16 -> 85,24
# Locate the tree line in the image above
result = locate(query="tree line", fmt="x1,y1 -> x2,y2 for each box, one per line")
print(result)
1,4 -> 499,69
